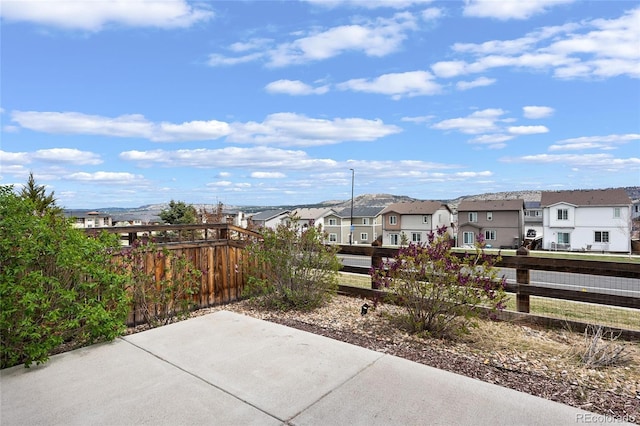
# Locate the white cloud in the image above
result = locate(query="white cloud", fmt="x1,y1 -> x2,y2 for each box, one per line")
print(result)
523,106 -> 554,119
469,134 -> 514,144
207,52 -> 264,67
455,76 -> 496,91
421,7 -> 443,21
431,60 -> 467,78
32,148 -> 102,165
500,153 -> 640,170
11,110 -> 230,142
431,108 -> 505,134
337,70 -> 441,99
68,171 -> 142,183
209,12 -> 419,68
265,80 -> 329,95
0,148 -> 102,166
0,0 -> 213,31
0,150 -> 30,165
463,0 -> 574,20
206,180 -> 233,187
10,109 -> 398,147
119,146 -> 339,170
229,112 -> 402,147
303,0 -> 434,9
401,115 -> 435,123
432,8 -> 640,80
251,172 -> 286,179
549,133 -> 640,151
508,125 -> 549,135
158,120 -> 231,141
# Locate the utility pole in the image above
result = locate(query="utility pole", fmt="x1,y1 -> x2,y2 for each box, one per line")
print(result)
350,168 -> 354,245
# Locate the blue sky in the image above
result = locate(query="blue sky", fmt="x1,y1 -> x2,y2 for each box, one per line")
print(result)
1,0 -> 639,209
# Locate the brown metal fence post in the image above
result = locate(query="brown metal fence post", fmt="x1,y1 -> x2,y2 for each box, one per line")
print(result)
516,246 -> 530,313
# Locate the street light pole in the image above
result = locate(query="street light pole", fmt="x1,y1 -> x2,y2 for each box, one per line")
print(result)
350,168 -> 354,245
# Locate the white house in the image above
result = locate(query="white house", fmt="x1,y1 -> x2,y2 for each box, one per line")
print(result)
541,189 -> 632,253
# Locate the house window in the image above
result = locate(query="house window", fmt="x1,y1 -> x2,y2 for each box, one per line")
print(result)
362,218 -> 369,225
594,231 -> 609,243
486,212 -> 493,221
613,208 -> 621,218
412,233 -> 421,243
422,216 -> 429,224
468,212 -> 478,222
328,218 -> 337,226
389,234 -> 399,245
484,230 -> 496,240
557,232 -> 570,244
328,233 -> 337,242
557,209 -> 568,220
463,232 -> 474,245
360,233 -> 368,241
389,215 -> 397,225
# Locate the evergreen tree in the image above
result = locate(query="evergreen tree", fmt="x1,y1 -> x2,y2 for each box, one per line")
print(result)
19,172 -> 62,216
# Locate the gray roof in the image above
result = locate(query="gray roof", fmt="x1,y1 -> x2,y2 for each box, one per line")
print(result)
541,189 -> 631,207
380,201 -> 449,215
64,210 -> 110,219
250,209 -> 290,221
458,199 -> 525,212
335,206 -> 385,218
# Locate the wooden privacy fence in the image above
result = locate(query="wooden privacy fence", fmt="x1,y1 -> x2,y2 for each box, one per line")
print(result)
88,224 -> 262,326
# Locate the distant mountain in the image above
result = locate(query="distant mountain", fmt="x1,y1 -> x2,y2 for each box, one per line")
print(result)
82,186 -> 638,218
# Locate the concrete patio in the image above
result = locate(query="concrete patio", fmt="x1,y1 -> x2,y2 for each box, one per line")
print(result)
1,310 -> 603,425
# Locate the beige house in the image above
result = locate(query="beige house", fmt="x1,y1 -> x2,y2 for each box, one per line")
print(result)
457,199 -> 525,249
65,210 -> 112,228
380,201 -> 453,246
323,207 -> 384,244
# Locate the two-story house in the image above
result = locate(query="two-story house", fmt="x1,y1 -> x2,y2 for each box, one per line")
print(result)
249,209 -> 290,230
541,189 -> 631,253
65,210 -> 112,228
290,208 -> 335,232
380,201 -> 453,246
457,199 -> 525,249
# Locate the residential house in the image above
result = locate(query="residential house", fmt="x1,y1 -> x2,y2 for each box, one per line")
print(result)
541,189 -> 632,253
523,201 -> 543,240
323,207 -> 384,244
290,208 -> 335,231
322,209 -> 349,243
248,209 -> 290,230
380,201 -> 453,246
65,210 -> 112,228
632,200 -> 640,221
457,199 -> 525,249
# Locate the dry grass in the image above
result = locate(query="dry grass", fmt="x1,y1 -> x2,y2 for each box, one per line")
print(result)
462,316 -> 640,398
339,272 -> 640,331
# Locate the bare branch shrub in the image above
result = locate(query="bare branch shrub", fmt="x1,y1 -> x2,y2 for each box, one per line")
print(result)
579,324 -> 629,368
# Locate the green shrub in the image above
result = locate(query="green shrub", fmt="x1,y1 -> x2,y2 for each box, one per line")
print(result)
371,226 -> 507,338
121,240 -> 201,327
0,186 -> 130,368
245,217 -> 341,310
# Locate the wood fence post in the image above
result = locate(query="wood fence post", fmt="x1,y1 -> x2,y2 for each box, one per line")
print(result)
371,249 -> 382,289
516,246 -> 530,313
